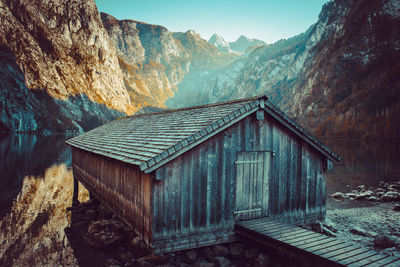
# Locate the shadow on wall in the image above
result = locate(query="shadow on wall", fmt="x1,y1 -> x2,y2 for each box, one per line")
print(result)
0,44 -> 125,134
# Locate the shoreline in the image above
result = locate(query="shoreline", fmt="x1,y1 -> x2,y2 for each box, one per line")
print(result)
326,202 -> 400,257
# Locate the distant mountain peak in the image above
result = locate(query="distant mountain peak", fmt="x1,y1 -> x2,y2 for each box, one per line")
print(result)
229,35 -> 266,52
208,33 -> 231,53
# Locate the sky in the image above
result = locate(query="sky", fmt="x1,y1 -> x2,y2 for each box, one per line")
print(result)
95,0 -> 329,44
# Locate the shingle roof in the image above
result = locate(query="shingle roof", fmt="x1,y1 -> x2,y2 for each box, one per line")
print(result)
66,95 -> 340,173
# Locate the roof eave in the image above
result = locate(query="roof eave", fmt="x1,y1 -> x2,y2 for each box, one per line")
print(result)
261,102 -> 341,163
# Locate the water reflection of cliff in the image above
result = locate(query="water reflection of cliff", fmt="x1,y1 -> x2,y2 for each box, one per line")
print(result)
326,140 -> 400,196
0,133 -> 73,218
0,164 -> 88,266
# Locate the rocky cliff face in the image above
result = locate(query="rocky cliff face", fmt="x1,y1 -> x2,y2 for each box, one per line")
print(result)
168,0 -> 400,140
0,0 -> 132,133
166,28 -> 312,107
288,0 -> 400,140
101,13 -> 237,110
101,13 -> 190,109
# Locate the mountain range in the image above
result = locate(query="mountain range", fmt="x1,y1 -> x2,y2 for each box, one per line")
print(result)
0,0 -> 398,140
208,33 -> 266,53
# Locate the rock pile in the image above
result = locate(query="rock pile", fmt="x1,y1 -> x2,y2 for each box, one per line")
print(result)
330,181 -> 400,202
66,199 -> 304,267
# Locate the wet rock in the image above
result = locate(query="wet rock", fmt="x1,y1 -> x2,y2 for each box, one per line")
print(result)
382,191 -> 400,201
244,247 -> 260,259
323,227 -> 337,237
311,221 -> 324,233
185,250 -> 198,262
198,247 -> 214,260
215,256 -> 231,267
137,254 -> 168,265
380,247 -> 400,257
254,253 -> 269,267
355,190 -> 374,200
366,196 -> 381,201
331,192 -> 344,199
106,258 -> 121,267
212,244 -> 229,256
324,221 -> 338,233
133,259 -> 152,267
345,193 -> 358,199
194,259 -> 215,267
349,226 -> 368,236
374,235 -> 396,248
229,243 -> 245,256
394,205 -> 400,212
84,219 -> 126,248
376,188 -> 385,193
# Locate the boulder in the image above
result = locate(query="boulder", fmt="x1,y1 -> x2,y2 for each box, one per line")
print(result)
212,244 -> 229,256
394,205 -> 400,212
349,226 -> 368,236
345,193 -> 358,199
244,247 -> 260,259
366,196 -> 381,201
185,250 -> 198,262
194,260 -> 215,267
358,185 -> 366,191
137,254 -> 168,265
374,235 -> 396,248
198,247 -> 214,260
331,192 -> 345,199
382,191 -> 400,201
355,190 -> 374,200
311,221 -> 324,234
215,256 -> 231,267
254,253 -> 269,267
229,243 -> 245,256
84,219 -> 126,248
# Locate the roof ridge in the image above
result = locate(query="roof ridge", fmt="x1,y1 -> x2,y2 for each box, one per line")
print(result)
124,94 -> 268,120
139,97 -> 264,172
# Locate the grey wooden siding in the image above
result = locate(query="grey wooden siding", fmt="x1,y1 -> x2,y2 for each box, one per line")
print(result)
71,147 -> 153,245
152,111 -> 327,251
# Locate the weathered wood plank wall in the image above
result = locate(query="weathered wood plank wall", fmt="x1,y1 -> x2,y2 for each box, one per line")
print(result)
152,111 -> 327,252
71,147 -> 153,245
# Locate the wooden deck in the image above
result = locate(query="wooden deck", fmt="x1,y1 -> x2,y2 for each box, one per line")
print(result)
236,217 -> 400,267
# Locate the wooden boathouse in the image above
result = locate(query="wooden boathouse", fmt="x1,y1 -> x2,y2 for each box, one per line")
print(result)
66,94 -> 340,253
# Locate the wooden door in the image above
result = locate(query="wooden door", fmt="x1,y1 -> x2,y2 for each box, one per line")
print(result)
234,151 -> 271,221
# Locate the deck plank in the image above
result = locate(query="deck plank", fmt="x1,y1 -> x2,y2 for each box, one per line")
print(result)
327,247 -> 370,261
336,250 -> 379,265
288,235 -> 330,247
381,259 -> 400,267
267,229 -> 316,240
299,239 -> 342,250
347,254 -> 390,267
284,233 -> 326,245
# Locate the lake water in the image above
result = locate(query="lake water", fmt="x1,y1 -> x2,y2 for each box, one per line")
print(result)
0,134 -> 399,265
